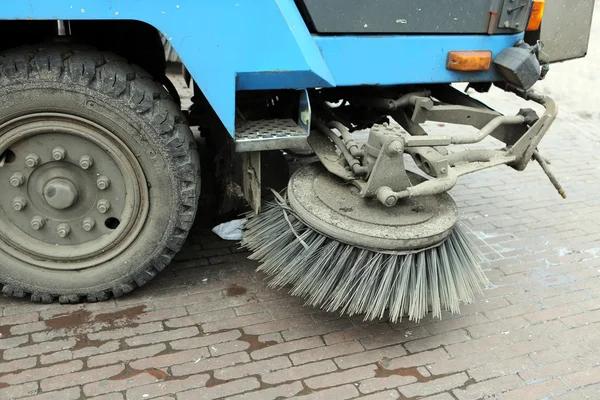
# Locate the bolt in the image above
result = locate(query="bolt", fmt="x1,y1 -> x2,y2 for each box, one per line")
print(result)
9,172 -> 25,187
30,216 -> 45,230
25,153 -> 40,168
387,141 -> 403,156
503,21 -> 511,28
97,199 -> 111,214
52,146 -> 66,161
56,223 -> 70,238
79,155 -> 94,170
12,197 -> 27,211
376,187 -> 397,208
82,217 -> 95,232
97,176 -> 110,190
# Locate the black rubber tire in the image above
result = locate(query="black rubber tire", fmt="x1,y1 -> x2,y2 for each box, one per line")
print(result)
0,44 -> 200,303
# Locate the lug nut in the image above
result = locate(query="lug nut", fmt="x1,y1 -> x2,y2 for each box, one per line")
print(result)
79,155 -> 94,170
30,216 -> 45,230
97,176 -> 110,190
12,197 -> 27,211
52,146 -> 66,161
82,217 -> 96,231
25,153 -> 40,168
9,172 -> 25,187
56,223 -> 70,238
97,199 -> 111,214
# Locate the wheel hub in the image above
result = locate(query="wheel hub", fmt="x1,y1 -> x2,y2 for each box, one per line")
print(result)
287,163 -> 458,252
0,113 -> 149,270
43,178 -> 78,210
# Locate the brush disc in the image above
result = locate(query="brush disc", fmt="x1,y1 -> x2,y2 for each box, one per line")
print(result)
287,163 -> 458,252
243,163 -> 488,322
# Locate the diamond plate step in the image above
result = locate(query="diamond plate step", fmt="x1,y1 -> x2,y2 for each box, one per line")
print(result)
235,119 -> 310,152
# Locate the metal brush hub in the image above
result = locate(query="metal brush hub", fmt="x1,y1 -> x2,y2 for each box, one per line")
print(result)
0,113 -> 149,270
287,163 -> 458,251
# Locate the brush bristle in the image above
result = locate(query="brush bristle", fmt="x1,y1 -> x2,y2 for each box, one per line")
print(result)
242,197 -> 489,322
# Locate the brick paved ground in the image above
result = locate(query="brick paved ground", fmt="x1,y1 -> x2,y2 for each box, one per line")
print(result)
1,12 -> 599,400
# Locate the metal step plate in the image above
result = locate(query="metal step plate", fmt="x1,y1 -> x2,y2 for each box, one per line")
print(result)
235,119 -> 310,152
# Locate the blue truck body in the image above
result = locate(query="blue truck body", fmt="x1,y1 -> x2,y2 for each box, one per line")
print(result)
0,0 -> 524,134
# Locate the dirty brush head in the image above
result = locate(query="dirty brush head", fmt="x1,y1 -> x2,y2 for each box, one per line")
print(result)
242,196 -> 488,323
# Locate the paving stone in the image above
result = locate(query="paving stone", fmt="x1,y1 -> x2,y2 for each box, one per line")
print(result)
124,374 -> 210,399
177,377 -> 260,400
170,352 -> 251,376
335,343 -> 407,369
404,329 -> 470,353
4,338 -> 76,360
41,364 -> 125,392
262,360 -> 339,385
130,347 -> 211,370
250,337 -> 323,360
400,373 -> 470,398
498,379 -> 569,400
227,381 -> 304,400
290,341 -> 364,365
562,366 -> 600,389
453,375 -> 524,400
87,343 -> 166,368
468,356 -> 536,382
305,365 -> 377,389
0,360 -> 82,385
170,330 -> 241,350
0,382 -> 38,399
213,355 -> 291,380
518,359 -> 584,382
83,372 -> 161,397
387,348 -> 450,370
20,387 -> 81,400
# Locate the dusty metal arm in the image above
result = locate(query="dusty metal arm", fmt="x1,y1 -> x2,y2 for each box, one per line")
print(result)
376,169 -> 457,205
449,115 -> 525,144
508,92 -> 558,170
310,88 -> 559,207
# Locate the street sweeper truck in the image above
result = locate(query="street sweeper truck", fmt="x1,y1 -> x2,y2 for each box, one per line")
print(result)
0,1 -> 594,321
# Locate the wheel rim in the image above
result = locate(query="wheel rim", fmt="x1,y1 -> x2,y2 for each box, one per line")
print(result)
0,113 -> 149,270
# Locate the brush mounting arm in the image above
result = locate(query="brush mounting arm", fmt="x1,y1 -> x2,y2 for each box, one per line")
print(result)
309,88 -> 558,207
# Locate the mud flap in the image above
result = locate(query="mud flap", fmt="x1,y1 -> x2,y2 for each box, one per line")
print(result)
534,0 -> 595,62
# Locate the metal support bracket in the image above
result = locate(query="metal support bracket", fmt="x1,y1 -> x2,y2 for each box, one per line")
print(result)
308,85 -> 557,207
242,152 -> 261,214
361,134 -> 412,199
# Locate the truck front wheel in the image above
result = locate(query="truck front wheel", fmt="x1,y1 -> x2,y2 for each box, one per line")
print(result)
0,45 -> 199,302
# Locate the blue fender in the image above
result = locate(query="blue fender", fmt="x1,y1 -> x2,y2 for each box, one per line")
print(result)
0,0 -> 524,135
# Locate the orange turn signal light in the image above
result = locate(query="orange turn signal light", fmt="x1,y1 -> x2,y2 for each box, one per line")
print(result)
446,51 -> 492,71
527,0 -> 545,31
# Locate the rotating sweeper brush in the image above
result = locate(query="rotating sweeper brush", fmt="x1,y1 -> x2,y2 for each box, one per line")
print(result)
243,87 -> 562,322
243,164 -> 485,322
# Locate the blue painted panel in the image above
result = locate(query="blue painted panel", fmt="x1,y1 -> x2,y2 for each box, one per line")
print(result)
0,0 -> 523,135
314,33 -> 525,86
0,0 -> 334,134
